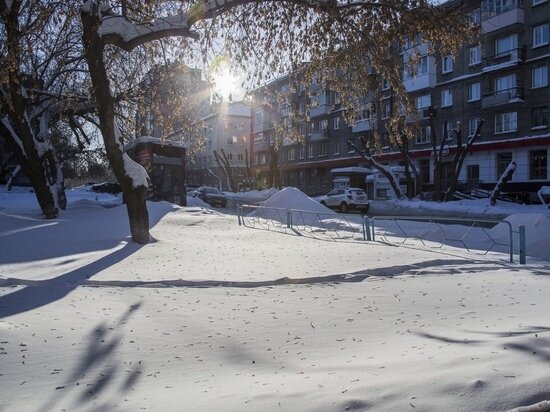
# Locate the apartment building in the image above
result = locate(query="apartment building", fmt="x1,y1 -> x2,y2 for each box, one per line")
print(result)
250,0 -> 550,200
187,102 -> 252,189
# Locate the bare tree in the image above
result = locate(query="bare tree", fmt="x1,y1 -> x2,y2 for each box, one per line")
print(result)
0,1 -> 90,217
213,148 -> 236,191
80,0 -> 472,243
444,120 -> 484,201
347,138 -> 404,199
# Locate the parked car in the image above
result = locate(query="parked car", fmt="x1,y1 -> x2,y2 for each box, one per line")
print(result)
192,186 -> 227,208
91,182 -> 122,194
319,188 -> 370,213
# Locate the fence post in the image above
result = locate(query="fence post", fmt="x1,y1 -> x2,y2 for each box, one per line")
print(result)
508,222 -> 513,263
237,205 -> 242,226
286,209 -> 292,229
519,225 -> 526,265
370,217 -> 376,242
363,216 -> 372,241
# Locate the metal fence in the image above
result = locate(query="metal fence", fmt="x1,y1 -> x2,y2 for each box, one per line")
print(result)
237,205 -> 527,264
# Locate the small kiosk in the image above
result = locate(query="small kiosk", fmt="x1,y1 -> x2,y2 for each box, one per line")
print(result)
124,136 -> 187,205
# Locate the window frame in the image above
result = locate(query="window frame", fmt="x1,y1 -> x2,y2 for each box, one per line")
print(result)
494,112 -> 518,134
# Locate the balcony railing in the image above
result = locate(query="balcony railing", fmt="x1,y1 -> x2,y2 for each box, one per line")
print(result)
482,48 -> 524,70
309,104 -> 332,118
309,129 -> 329,141
481,0 -> 523,20
481,87 -> 523,109
352,119 -> 375,133
403,72 -> 437,92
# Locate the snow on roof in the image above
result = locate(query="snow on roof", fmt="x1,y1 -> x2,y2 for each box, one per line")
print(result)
124,136 -> 186,151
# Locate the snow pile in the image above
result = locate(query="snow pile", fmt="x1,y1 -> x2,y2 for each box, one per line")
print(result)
260,187 -> 280,199
186,194 -> 212,209
260,187 -> 333,213
489,214 -> 550,260
249,187 -> 336,226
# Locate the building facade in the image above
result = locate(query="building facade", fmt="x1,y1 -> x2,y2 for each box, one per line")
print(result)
187,102 -> 252,190
250,0 -> 550,200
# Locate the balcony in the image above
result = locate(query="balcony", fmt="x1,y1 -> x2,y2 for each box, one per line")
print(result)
252,119 -> 273,133
309,130 -> 329,141
403,72 -> 437,92
352,119 -> 375,133
481,87 -> 523,109
482,48 -> 524,71
481,1 -> 524,33
309,104 -> 331,118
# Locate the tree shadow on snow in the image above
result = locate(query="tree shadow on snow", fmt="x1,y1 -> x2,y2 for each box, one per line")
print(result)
0,241 -> 142,319
38,302 -> 144,412
0,202 -> 177,265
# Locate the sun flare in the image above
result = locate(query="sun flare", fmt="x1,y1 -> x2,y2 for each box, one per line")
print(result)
211,67 -> 241,101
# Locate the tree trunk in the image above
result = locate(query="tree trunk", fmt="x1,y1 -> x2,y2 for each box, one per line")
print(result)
82,10 -> 150,244
125,187 -> 150,244
1,4 -> 66,218
347,139 -> 404,199
0,118 -> 66,218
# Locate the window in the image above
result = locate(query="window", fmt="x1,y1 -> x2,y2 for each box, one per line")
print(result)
255,110 -> 264,126
288,147 -> 296,161
238,153 -> 244,161
532,66 -> 549,88
533,24 -> 549,48
442,55 -> 453,73
333,116 -> 341,130
468,83 -> 481,101
530,150 -> 548,180
469,45 -> 481,65
442,121 -> 453,139
228,136 -> 237,144
308,145 -> 314,158
467,165 -> 480,180
319,142 -> 327,156
496,152 -> 513,177
382,78 -> 390,90
416,126 -> 431,144
299,146 -> 305,159
260,153 -> 267,164
469,117 -> 481,136
482,0 -> 517,16
532,106 -> 549,128
320,119 -> 329,130
496,73 -> 516,93
495,33 -> 518,56
533,0 -> 548,5
441,89 -> 453,107
404,56 -> 429,79
254,132 -> 264,143
415,95 -> 431,110
468,8 -> 481,25
334,141 -> 340,155
227,153 -> 233,161
382,101 -> 391,119
254,154 -> 259,165
495,112 -> 517,133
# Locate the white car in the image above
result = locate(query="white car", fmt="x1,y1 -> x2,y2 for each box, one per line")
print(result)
319,188 -> 370,213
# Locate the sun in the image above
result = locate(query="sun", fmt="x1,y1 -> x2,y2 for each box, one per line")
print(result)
210,66 -> 241,101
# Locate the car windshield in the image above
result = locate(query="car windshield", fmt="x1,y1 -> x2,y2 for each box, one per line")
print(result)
204,187 -> 221,194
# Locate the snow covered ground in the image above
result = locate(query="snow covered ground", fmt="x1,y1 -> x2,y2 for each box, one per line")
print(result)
1,186 -> 550,411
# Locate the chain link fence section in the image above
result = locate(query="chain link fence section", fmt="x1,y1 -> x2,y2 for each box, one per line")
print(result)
238,205 -> 365,241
